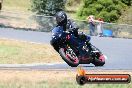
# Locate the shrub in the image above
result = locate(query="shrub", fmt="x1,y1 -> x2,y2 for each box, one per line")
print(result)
120,0 -> 132,6
77,0 -> 127,22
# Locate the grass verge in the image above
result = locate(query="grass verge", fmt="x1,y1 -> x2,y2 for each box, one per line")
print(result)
0,70 -> 131,88
2,0 -> 31,12
0,39 -> 62,64
118,6 -> 132,25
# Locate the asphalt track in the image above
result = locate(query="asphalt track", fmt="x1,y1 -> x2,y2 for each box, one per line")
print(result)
0,28 -> 132,70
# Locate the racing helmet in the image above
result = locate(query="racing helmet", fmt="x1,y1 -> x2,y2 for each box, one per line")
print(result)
55,11 -> 67,26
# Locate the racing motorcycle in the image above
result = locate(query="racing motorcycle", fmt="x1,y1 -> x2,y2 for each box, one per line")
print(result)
51,31 -> 105,67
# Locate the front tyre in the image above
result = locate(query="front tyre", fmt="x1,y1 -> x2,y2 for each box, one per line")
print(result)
59,47 -> 79,67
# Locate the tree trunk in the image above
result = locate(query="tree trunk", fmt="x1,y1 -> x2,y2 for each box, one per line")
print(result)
0,0 -> 3,10
0,3 -> 2,10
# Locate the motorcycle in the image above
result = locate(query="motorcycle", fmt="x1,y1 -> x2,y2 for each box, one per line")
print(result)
51,31 -> 105,67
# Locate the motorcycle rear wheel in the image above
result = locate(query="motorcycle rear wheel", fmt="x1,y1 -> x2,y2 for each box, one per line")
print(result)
90,45 -> 105,66
92,52 -> 105,66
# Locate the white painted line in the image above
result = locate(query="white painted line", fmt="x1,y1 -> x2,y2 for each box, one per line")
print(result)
0,62 -> 65,67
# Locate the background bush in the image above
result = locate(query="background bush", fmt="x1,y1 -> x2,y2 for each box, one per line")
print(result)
30,0 -> 131,22
77,0 -> 127,22
120,0 -> 132,6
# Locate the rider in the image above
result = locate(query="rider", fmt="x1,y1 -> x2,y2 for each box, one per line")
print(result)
66,18 -> 91,43
50,11 -> 91,53
50,11 -> 67,52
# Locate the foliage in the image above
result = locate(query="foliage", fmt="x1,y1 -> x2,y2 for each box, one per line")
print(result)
77,0 -> 127,22
31,0 -> 65,16
66,0 -> 81,6
120,0 -> 132,6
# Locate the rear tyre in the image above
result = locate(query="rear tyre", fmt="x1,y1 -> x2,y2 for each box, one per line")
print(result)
92,53 -> 105,66
90,45 -> 105,66
93,58 -> 105,66
59,48 -> 79,67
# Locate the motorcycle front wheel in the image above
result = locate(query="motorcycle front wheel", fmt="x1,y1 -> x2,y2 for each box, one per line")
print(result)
59,47 -> 79,67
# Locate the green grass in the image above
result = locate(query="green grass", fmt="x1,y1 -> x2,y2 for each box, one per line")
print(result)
0,81 -> 131,88
0,63 -> 131,88
0,45 -> 20,55
66,1 -> 83,19
118,6 -> 132,25
3,0 -> 31,12
0,39 -> 62,64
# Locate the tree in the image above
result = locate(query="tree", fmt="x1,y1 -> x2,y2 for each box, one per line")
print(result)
31,0 -> 65,16
77,0 -> 127,22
